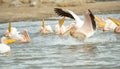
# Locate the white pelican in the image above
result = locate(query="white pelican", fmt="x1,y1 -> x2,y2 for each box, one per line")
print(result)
95,16 -> 118,31
4,22 -> 31,44
54,8 -> 96,39
0,37 -> 11,55
40,18 -> 53,34
55,17 -> 67,35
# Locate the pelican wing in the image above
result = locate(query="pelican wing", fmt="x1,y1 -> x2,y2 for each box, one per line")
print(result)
54,8 -> 83,27
78,9 -> 96,38
54,8 -> 74,19
88,9 -> 96,30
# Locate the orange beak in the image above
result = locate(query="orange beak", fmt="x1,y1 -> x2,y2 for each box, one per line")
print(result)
8,22 -> 12,33
42,18 -> 45,28
95,16 -> 106,28
59,17 -> 66,28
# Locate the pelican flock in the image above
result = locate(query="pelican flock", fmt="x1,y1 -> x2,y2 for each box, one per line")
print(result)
95,16 -> 120,33
0,8 -> 119,56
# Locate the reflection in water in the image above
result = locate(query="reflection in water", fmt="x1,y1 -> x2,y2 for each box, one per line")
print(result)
68,44 -> 97,58
68,45 -> 79,52
67,44 -> 97,65
0,52 -> 11,57
82,44 -> 97,58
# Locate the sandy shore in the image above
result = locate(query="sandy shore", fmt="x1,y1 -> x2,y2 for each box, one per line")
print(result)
0,1 -> 120,23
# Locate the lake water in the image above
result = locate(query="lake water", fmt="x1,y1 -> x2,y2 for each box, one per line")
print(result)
0,14 -> 120,69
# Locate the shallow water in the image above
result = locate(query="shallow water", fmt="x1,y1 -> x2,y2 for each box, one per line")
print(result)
0,14 -> 120,69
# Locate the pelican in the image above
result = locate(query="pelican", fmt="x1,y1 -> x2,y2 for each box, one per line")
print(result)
0,37 -> 11,55
40,18 -> 53,34
54,8 -> 96,39
103,18 -> 117,31
4,22 -> 31,43
95,16 -> 117,31
55,17 -> 66,35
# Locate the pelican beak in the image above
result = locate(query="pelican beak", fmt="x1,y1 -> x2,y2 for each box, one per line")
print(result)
108,17 -> 120,26
95,16 -> 106,28
42,18 -> 45,28
59,17 -> 65,28
24,30 -> 31,42
4,39 -> 16,44
95,16 -> 102,23
97,22 -> 106,28
8,22 -> 12,33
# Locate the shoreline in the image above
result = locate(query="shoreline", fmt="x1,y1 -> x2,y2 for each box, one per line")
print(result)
0,1 -> 120,23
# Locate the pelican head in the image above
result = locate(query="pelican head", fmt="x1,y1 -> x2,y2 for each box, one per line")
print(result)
55,17 -> 66,35
23,29 -> 31,42
95,16 -> 106,28
6,22 -> 20,36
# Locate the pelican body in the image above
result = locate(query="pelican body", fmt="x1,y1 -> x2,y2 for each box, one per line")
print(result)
0,37 -> 11,55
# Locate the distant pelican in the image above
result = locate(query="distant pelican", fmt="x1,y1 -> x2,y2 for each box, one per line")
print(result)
4,22 -> 31,44
95,16 -> 118,31
55,17 -> 66,35
0,37 -> 11,55
54,8 -> 96,39
40,18 -> 53,34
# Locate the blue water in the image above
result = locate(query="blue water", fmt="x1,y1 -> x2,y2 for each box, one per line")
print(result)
0,14 -> 120,69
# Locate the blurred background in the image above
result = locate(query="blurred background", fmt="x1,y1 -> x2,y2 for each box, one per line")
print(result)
0,0 -> 120,23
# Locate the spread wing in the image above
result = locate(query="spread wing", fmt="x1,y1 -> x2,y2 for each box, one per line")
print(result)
54,8 -> 74,19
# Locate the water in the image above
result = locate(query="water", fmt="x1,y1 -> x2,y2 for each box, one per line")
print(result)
0,14 -> 120,69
